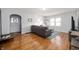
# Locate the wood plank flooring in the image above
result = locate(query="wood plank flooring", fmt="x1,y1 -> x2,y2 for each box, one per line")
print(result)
0,32 -> 70,50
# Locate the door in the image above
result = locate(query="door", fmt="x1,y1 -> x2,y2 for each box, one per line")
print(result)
10,14 -> 21,33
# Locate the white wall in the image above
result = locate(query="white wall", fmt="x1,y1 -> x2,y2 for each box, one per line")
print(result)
0,9 -> 1,35
22,15 -> 42,34
1,8 -> 42,34
49,10 -> 79,33
1,8 -> 79,34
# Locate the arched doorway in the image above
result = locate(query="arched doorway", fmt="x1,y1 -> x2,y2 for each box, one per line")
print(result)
10,14 -> 21,33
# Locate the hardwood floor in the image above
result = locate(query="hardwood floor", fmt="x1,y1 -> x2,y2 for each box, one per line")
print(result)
0,32 -> 70,50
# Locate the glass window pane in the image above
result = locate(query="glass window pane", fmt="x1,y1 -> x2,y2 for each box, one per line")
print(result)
50,18 -> 55,26
11,18 -> 14,23
56,18 -> 61,23
16,18 -> 18,23
56,17 -> 61,26
56,23 -> 61,26
50,18 -> 54,22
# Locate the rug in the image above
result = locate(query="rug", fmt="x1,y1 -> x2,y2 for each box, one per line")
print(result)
48,31 -> 60,39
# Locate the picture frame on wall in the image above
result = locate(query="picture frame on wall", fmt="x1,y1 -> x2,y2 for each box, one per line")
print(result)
28,18 -> 32,22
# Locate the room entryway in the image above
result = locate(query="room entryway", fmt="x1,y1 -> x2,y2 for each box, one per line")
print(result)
10,14 -> 21,33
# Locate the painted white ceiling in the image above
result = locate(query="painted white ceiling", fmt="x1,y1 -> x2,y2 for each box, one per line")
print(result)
20,8 -> 78,16
6,8 -> 78,16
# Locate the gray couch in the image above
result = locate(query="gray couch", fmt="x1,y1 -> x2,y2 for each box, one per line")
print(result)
31,25 -> 52,38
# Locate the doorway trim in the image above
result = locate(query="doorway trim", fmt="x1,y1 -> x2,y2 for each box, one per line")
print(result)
10,14 -> 22,33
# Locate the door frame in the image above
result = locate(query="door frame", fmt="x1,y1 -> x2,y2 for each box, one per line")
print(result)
10,14 -> 22,33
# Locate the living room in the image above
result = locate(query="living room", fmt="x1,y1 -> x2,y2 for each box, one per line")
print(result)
0,8 -> 79,50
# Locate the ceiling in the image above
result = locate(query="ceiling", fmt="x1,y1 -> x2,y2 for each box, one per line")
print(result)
5,8 -> 78,16
20,8 -> 78,16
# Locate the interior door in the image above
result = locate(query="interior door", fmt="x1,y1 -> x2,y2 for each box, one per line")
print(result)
10,14 -> 21,33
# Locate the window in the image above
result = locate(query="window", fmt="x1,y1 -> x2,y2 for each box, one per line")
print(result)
56,18 -> 61,26
50,17 -> 61,26
11,18 -> 14,23
50,18 -> 55,26
11,18 -> 19,23
15,18 -> 18,23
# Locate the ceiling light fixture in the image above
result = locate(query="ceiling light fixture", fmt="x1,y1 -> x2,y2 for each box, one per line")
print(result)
42,8 -> 46,10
